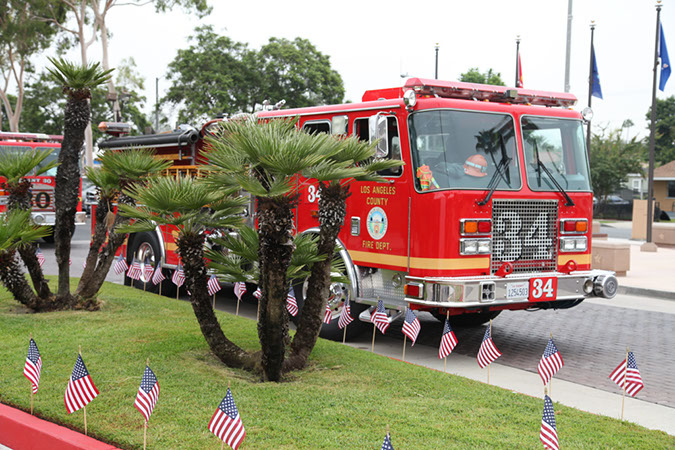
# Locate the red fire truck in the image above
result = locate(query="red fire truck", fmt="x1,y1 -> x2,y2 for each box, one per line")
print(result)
0,132 -> 86,241
99,78 -> 618,339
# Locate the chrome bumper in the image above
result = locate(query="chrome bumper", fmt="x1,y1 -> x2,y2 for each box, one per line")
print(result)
405,269 -> 617,308
30,211 -> 86,226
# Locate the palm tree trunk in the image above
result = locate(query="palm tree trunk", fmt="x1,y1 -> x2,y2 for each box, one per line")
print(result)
257,196 -> 296,381
286,182 -> 348,371
0,251 -> 49,311
177,232 -> 256,371
54,93 -> 89,302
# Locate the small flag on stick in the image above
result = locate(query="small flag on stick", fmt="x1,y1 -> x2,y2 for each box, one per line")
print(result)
171,263 -> 185,288
538,337 -> 564,386
64,354 -> 99,414
286,287 -> 298,317
371,299 -> 389,334
151,267 -> 165,285
323,302 -> 332,324
402,308 -> 421,346
477,323 -> 502,369
540,394 -> 559,450
234,282 -> 247,316
143,258 -> 154,282
24,338 -> 42,395
134,364 -> 160,423
208,388 -> 246,450
36,247 -> 45,267
609,351 -> 644,397
338,299 -> 354,329
438,317 -> 458,360
381,429 -> 394,450
207,275 -> 221,297
113,254 -> 128,275
127,258 -> 142,281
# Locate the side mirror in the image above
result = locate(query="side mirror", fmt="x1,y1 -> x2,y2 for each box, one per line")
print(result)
369,115 -> 388,158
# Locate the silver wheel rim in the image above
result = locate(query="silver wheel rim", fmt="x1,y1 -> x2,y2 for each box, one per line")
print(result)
136,242 -> 156,283
301,273 -> 350,322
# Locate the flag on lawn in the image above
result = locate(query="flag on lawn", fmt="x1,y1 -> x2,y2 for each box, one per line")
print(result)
609,351 -> 644,397
23,338 -> 42,394
143,258 -> 154,281
151,267 -> 165,285
402,308 -> 421,346
208,388 -> 245,450
234,282 -> 247,300
538,338 -> 564,385
113,254 -> 128,275
82,259 -> 87,269
438,318 -> 458,359
36,247 -> 46,267
660,23 -> 671,91
591,44 -> 603,99
127,258 -> 142,281
540,395 -> 559,450
208,275 -> 222,296
134,365 -> 160,423
338,299 -> 354,329
253,286 -> 261,299
371,299 -> 389,334
381,431 -> 394,450
477,325 -> 502,368
64,354 -> 99,414
172,263 -> 185,287
286,287 -> 298,317
323,302 -> 332,324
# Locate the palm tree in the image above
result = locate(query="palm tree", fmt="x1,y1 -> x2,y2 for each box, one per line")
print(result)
0,149 -> 58,300
118,175 -> 256,370
47,57 -> 113,304
286,137 -> 403,371
205,118 -> 342,381
0,210 -> 51,310
75,149 -> 171,301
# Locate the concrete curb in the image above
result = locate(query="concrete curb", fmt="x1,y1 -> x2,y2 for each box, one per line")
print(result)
0,403 -> 119,450
618,285 -> 675,301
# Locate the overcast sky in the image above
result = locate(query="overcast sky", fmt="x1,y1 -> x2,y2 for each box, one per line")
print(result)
62,0 -> 675,140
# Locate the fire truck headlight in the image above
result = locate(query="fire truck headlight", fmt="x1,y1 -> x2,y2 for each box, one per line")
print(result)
575,237 -> 588,251
460,238 -> 491,255
477,239 -> 491,254
559,237 -> 587,252
403,89 -> 417,108
582,107 -> 594,122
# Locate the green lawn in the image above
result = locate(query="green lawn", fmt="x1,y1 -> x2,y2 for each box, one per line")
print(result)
0,280 -> 673,449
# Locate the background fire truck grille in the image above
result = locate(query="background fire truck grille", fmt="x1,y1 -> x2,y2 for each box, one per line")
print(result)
490,199 -> 558,274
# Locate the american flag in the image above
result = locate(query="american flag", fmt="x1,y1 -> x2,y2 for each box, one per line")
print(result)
338,299 -> 354,329
172,263 -> 185,287
286,287 -> 298,317
64,354 -> 99,414
538,338 -> 564,385
127,258 -> 142,281
401,308 -> 421,346
208,388 -> 245,450
23,338 -> 42,394
234,282 -> 247,300
113,254 -> 128,275
381,431 -> 394,450
208,275 -> 222,296
370,299 -> 389,334
36,247 -> 45,267
477,325 -> 502,368
539,395 -> 559,450
143,258 -> 154,281
323,302 -> 332,324
253,286 -> 261,299
438,318 -> 458,359
134,365 -> 160,423
82,259 -> 87,269
151,266 -> 165,285
609,351 -> 644,397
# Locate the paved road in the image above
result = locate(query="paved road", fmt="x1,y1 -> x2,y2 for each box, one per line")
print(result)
40,219 -> 674,410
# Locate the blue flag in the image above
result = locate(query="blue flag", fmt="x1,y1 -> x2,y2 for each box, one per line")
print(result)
591,44 -> 603,99
660,23 -> 671,91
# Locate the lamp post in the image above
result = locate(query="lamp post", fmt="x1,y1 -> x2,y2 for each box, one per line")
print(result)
434,43 -> 439,79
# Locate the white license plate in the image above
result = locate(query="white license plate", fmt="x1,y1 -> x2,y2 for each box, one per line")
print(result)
506,282 -> 529,299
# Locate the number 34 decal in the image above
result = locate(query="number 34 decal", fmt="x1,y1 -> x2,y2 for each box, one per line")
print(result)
529,277 -> 558,302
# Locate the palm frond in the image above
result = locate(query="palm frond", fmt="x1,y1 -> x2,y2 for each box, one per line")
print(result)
85,167 -> 120,199
47,57 -> 113,91
0,210 -> 50,251
0,149 -> 58,184
99,148 -> 172,181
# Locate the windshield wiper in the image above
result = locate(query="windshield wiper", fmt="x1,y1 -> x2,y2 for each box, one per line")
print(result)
533,140 -> 574,206
476,135 -> 511,206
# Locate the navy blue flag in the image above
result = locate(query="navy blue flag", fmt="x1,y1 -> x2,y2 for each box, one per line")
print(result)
591,44 -> 603,99
660,23 -> 671,91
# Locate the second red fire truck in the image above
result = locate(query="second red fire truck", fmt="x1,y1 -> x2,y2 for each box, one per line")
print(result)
98,78 -> 618,340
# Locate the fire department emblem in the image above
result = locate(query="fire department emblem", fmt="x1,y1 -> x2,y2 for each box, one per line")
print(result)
366,207 -> 388,240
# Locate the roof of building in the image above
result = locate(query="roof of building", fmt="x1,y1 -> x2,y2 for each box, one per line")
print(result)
654,160 -> 675,179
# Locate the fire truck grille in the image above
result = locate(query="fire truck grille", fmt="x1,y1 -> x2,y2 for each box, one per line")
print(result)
490,199 -> 558,274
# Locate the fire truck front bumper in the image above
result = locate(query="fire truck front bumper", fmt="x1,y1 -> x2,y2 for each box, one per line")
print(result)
404,269 -> 618,309
31,212 -> 86,226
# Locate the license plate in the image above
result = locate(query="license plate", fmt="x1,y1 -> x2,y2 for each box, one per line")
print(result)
506,282 -> 529,299
529,277 -> 558,302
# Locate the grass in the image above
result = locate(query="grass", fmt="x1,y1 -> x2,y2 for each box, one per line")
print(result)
1,280 -> 673,449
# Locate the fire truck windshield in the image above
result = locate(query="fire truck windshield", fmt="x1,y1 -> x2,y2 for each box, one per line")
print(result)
0,145 -> 59,176
521,116 -> 591,192
410,110 -> 521,191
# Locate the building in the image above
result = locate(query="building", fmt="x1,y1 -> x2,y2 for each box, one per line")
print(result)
654,160 -> 675,215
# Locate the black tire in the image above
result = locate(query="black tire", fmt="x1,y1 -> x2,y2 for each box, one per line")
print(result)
431,309 -> 501,327
126,231 -> 173,295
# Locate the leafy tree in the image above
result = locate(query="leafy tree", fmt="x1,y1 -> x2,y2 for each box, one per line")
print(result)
590,129 -> 644,202
459,68 -> 505,86
0,0 -> 66,131
646,96 -> 675,165
47,57 -> 112,305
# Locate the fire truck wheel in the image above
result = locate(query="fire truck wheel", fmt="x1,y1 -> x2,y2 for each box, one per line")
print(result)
432,310 -> 501,327
127,231 -> 171,295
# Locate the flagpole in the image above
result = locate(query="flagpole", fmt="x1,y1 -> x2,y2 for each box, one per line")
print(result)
236,296 -> 241,316
487,320 -> 492,385
645,1 -> 663,251
212,294 -> 215,309
29,332 -> 34,415
586,21 -> 596,156
342,316 -> 347,344
371,320 -> 377,352
621,346 -> 629,420
549,332 -> 553,396
444,311 -> 449,372
158,278 -> 162,296
515,36 -> 520,87
401,307 -> 407,360
176,285 -> 179,300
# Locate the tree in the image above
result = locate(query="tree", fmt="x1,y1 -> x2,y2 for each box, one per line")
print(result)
459,68 -> 505,86
590,129 -> 644,202
47,58 -> 112,304
646,96 -> 675,165
0,0 -> 65,131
